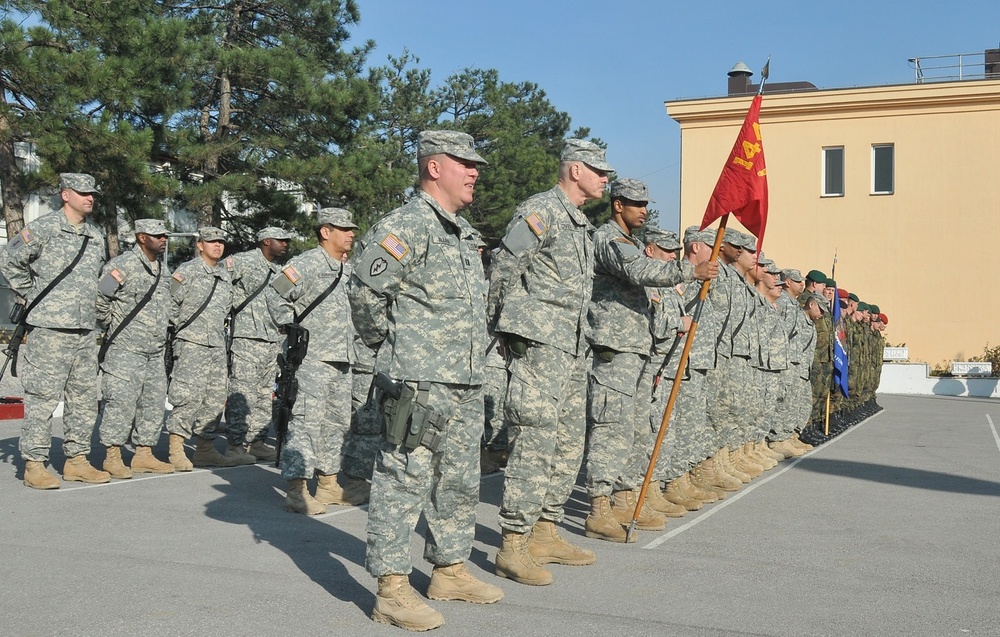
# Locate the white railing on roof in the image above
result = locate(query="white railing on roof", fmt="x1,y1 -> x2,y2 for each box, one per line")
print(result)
907,52 -> 991,83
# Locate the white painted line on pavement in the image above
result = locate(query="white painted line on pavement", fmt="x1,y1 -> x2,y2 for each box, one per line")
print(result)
985,414 -> 1000,455
642,410 -> 883,550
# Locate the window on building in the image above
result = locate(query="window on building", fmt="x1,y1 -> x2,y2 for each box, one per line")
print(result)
822,146 -> 844,197
872,144 -> 894,195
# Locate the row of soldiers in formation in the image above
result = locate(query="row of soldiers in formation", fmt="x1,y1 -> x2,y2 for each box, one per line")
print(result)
0,132 -> 888,632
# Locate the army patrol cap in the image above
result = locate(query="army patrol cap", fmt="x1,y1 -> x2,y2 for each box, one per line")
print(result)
806,292 -> 828,310
782,269 -> 804,282
805,269 -> 827,283
723,228 -> 743,246
198,226 -> 227,243
317,207 -> 359,229
610,178 -> 654,203
257,226 -> 293,242
684,226 -> 716,245
134,218 -> 169,236
417,130 -> 488,165
742,234 -> 758,253
60,173 -> 101,194
560,139 -> 614,173
644,227 -> 681,251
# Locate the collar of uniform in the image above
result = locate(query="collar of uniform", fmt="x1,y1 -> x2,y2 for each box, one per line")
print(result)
130,243 -> 160,276
57,212 -> 101,238
603,219 -> 639,247
254,246 -> 282,272
417,189 -> 467,235
551,185 -> 593,229
319,246 -> 346,273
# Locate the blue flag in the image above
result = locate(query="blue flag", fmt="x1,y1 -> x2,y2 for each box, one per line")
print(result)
831,289 -> 849,398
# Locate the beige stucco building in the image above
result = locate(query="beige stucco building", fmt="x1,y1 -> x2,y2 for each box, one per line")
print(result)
666,65 -> 1000,368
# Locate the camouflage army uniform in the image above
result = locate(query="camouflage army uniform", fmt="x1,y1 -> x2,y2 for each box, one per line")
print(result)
268,248 -> 354,481
776,290 -> 814,440
487,185 -> 594,534
808,302 -> 833,424
165,255 -> 233,440
96,244 -> 171,447
349,190 -> 487,577
704,259 -> 737,450
726,272 -> 758,449
482,336 -> 509,452
585,221 -> 696,498
751,292 -> 788,443
0,212 -> 105,462
225,247 -> 283,448
645,284 -> 684,482
341,334 -> 380,481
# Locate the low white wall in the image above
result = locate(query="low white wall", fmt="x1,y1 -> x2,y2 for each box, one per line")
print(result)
878,363 -> 1000,398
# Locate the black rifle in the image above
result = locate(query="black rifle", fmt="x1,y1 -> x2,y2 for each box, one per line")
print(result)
0,303 -> 27,381
273,323 -> 309,468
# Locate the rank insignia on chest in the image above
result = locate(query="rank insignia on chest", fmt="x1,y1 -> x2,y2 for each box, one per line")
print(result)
110,269 -> 125,283
525,213 -> 546,237
380,234 -> 409,261
282,266 -> 302,285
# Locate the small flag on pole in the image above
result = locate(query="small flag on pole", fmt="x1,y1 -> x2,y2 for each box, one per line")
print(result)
832,287 -> 850,398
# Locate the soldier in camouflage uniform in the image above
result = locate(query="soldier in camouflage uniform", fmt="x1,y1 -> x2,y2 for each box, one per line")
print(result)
804,277 -> 833,427
768,269 -> 815,456
349,130 -> 501,631
0,173 -> 110,488
747,257 -> 788,468
487,140 -> 610,585
268,208 -> 367,514
481,335 -> 509,474
340,333 -> 381,482
165,227 -> 246,470
225,226 -> 292,463
583,180 -> 714,542
96,218 -> 175,478
658,226 -> 731,508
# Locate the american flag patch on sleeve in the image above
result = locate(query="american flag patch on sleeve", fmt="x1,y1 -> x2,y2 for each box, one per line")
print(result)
525,213 -> 546,237
380,234 -> 409,261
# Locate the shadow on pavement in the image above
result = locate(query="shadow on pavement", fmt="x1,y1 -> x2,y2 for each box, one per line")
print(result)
796,458 -> 1000,496
203,466 -> 372,616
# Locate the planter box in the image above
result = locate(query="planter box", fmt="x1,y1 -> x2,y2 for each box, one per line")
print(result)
0,396 -> 24,420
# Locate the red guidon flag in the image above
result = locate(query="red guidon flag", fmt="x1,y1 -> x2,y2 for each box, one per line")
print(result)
700,93 -> 768,252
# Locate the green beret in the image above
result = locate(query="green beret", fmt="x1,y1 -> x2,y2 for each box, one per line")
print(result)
805,270 -> 827,283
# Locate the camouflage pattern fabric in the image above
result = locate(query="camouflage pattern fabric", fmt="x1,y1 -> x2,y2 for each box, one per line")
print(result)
225,248 -> 284,446
96,244 -> 171,447
483,339 -> 509,450
268,248 -> 355,479
348,190 -> 486,578
499,343 -> 589,532
165,256 -> 233,440
342,337 -> 380,481
586,350 -> 646,497
488,185 -> 593,533
0,212 -> 106,462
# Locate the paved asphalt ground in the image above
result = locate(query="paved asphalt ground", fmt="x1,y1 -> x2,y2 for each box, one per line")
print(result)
1,392 -> 998,637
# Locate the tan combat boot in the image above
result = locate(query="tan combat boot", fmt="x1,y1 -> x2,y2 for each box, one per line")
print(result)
527,519 -> 596,565
285,478 -> 326,515
248,440 -> 277,462
791,434 -> 813,451
221,444 -> 257,466
752,441 -> 779,469
693,459 -> 740,493
102,445 -> 132,479
612,490 -> 665,531
192,435 -> 239,468
495,529 -> 554,585
168,434 -> 193,472
131,445 -> 175,474
23,460 -> 60,490
721,447 -> 752,483
63,456 -> 111,484
663,477 -> 703,511
584,495 -> 633,543
758,441 -> 786,463
372,574 -> 444,631
732,445 -> 764,478
315,473 -> 366,506
768,439 -> 799,459
427,563 -> 504,604
643,484 -> 688,517
680,471 -> 721,503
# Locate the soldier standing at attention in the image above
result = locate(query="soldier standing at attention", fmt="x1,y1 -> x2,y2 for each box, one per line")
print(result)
486,140 -> 610,585
267,208 -> 367,515
96,218 -> 175,477
165,227 -> 249,470
225,226 -> 292,462
1,173 -> 109,488
350,130 -> 500,631
583,181 -> 715,542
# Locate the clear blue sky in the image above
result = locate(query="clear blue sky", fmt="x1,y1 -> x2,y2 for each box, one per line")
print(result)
349,0 -> 1000,230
